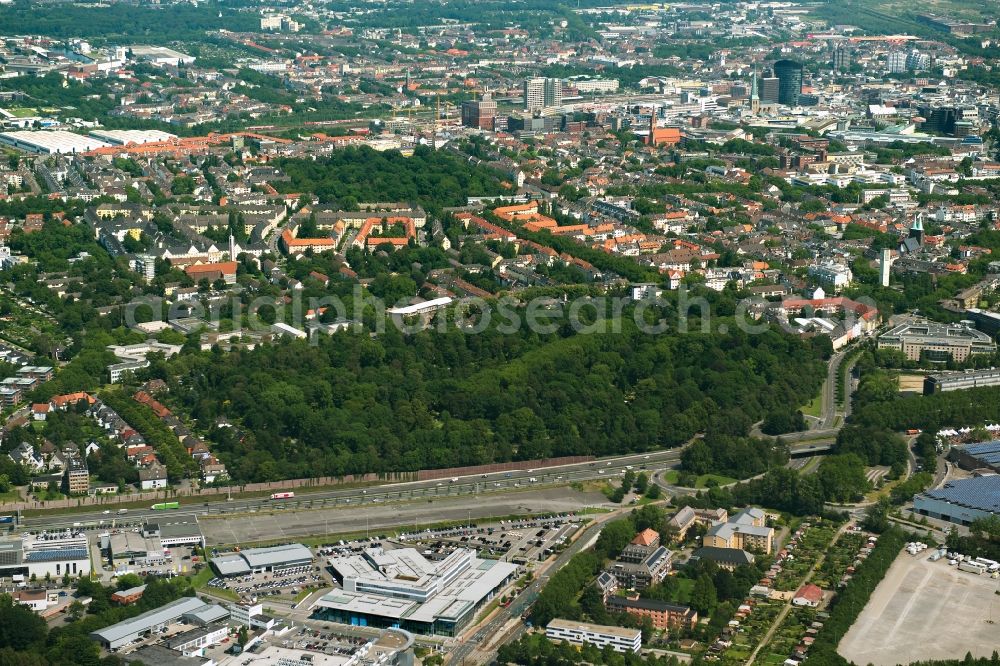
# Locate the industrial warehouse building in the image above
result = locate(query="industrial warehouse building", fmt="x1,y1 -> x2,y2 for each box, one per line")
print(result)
913,475 -> 1000,526
948,441 -> 1000,473
101,518 -> 204,570
210,543 -> 313,577
924,368 -> 1000,394
0,533 -> 91,579
311,547 -> 517,636
88,129 -> 177,145
89,597 -> 229,650
0,130 -> 110,154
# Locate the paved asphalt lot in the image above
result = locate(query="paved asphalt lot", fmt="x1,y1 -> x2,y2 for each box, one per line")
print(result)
199,486 -> 609,546
838,552 -> 1000,665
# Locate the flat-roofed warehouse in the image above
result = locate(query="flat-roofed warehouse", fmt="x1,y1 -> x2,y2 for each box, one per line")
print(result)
0,130 -> 110,154
924,368 -> 1000,394
127,45 -> 195,66
210,543 -> 313,577
89,596 -> 228,650
0,533 -> 91,578
89,129 -> 177,146
913,475 -> 1000,526
949,441 -> 1000,473
145,517 -> 205,548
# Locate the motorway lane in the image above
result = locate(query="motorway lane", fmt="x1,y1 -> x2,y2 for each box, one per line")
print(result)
819,350 -> 844,429
20,450 -> 682,532
199,486 -> 607,546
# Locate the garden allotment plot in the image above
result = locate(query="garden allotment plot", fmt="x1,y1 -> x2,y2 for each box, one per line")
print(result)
838,551 -> 1000,665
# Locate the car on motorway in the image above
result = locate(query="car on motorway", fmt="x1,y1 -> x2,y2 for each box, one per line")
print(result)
102,510 -> 110,515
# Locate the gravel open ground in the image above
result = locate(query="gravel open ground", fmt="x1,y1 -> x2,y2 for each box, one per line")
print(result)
838,552 -> 1000,665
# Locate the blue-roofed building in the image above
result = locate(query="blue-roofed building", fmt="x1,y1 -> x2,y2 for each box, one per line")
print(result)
913,475 -> 1000,526
949,441 -> 1000,473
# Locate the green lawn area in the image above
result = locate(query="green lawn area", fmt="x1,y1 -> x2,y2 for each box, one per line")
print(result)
662,470 -> 738,488
801,395 -> 822,418
0,488 -> 22,505
190,565 -> 214,588
4,107 -> 39,118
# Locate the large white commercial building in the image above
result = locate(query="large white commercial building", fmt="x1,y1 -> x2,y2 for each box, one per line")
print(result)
88,129 -> 177,146
807,262 -> 853,293
312,547 -> 517,635
211,543 -> 313,577
0,532 -> 91,579
545,619 -> 642,653
106,341 -> 183,383
878,320 -> 997,362
0,130 -> 110,154
126,46 -> 195,66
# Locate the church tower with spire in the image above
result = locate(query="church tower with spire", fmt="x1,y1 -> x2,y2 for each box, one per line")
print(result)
909,215 -> 924,246
749,67 -> 761,114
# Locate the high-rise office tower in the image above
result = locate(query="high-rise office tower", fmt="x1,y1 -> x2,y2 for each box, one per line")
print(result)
906,49 -> 930,71
880,248 -> 892,287
886,51 -> 907,73
758,69 -> 779,104
524,77 -> 562,112
833,46 -> 851,71
544,78 -> 562,108
461,93 -> 497,130
524,78 -> 546,112
774,59 -> 803,106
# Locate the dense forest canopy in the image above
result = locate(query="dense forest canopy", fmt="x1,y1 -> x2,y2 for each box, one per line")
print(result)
273,146 -> 510,214
147,312 -> 826,482
0,1 -> 258,42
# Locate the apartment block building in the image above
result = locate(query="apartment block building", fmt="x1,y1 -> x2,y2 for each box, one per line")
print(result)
606,595 -> 698,631
546,619 -> 641,653
703,508 -> 774,554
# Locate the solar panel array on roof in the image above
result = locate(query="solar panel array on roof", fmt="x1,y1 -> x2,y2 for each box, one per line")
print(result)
964,441 -> 1000,466
0,541 -> 23,567
923,475 -> 1000,513
25,548 -> 88,562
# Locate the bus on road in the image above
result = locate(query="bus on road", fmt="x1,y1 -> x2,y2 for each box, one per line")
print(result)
151,502 -> 180,510
270,492 -> 295,500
